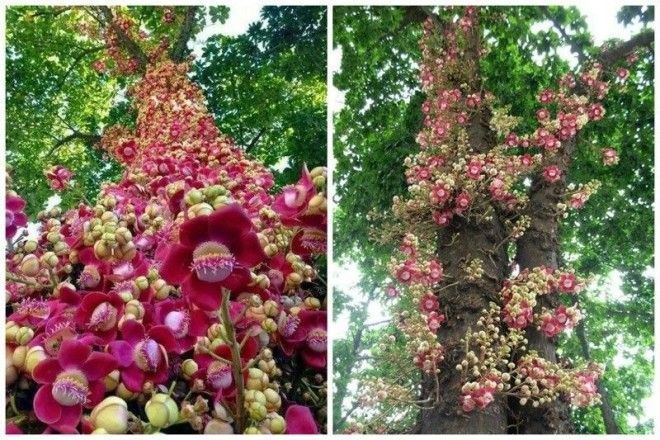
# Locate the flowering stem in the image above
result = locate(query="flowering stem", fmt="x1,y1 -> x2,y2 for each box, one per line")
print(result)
6,273 -> 37,286
220,292 -> 246,433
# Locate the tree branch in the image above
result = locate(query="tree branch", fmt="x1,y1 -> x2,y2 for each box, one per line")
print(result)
245,127 -> 267,152
49,132 -> 102,155
170,6 -> 201,62
56,45 -> 107,91
598,29 -> 654,68
97,6 -> 148,73
539,6 -> 588,65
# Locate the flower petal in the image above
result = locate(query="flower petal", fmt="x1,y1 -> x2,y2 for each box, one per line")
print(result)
32,358 -> 63,384
121,364 -> 145,393
207,204 -> 254,248
179,214 -> 211,248
149,325 -> 177,353
183,274 -> 224,311
223,267 -> 251,293
302,349 -> 327,370
109,341 -> 134,368
159,244 -> 193,285
34,384 -> 62,425
120,319 -> 145,345
85,381 -> 106,408
285,405 -> 319,434
81,352 -> 118,381
58,339 -> 91,369
233,232 -> 267,268
51,403 -> 82,433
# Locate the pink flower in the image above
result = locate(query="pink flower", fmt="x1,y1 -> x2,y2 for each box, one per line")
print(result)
588,103 -> 605,121
75,292 -> 123,342
419,292 -> 439,314
454,191 -> 471,213
153,299 -> 210,354
108,320 -> 176,392
432,210 -> 453,227
542,165 -> 562,183
273,165 -> 316,225
430,183 -> 451,205
617,68 -> 629,81
569,192 -> 587,209
427,311 -> 445,331
116,139 -> 138,163
159,204 -> 266,311
557,272 -> 578,293
32,339 -> 117,432
192,335 -> 258,398
386,285 -> 399,298
279,310 -> 327,370
536,108 -> 549,121
285,405 -> 319,434
538,89 -> 554,104
45,165 -> 73,191
601,148 -> 619,166
6,194 -> 28,239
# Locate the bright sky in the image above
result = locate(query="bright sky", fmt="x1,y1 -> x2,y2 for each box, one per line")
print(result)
331,5 -> 654,428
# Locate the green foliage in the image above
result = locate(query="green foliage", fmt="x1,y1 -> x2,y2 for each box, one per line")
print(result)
192,6 -> 327,188
333,6 -> 654,433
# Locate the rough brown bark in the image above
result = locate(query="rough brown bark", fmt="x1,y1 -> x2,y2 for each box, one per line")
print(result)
170,6 -> 201,62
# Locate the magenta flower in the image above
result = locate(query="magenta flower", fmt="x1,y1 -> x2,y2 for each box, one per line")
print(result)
75,292 -> 124,342
159,204 -> 266,311
279,310 -> 327,370
45,165 -> 73,191
192,335 -> 258,398
285,405 -> 319,434
6,194 -> 28,239
273,165 -> 315,225
109,319 -> 176,392
153,298 -> 210,354
32,339 -> 117,432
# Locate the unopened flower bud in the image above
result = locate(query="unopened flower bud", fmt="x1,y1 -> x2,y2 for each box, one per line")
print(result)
151,279 -> 171,300
182,359 -> 198,379
145,393 -> 179,428
263,388 -> 282,412
20,254 -> 40,277
135,276 -> 149,291
246,368 -> 269,391
23,240 -> 38,253
25,346 -> 47,374
15,327 -> 34,345
204,419 -> 234,434
90,396 -> 129,434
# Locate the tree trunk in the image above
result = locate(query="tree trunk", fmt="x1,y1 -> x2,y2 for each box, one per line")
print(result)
419,213 -> 509,433
514,176 -> 573,433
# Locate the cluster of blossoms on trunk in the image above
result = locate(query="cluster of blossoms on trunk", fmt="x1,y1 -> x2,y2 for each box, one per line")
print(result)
356,6 -> 634,427
6,8 -> 325,435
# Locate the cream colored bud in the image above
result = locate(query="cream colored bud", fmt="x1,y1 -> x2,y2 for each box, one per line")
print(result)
182,359 -> 199,379
104,370 -> 120,392
204,419 -> 234,434
20,254 -> 40,277
145,393 -> 179,428
263,388 -> 282,412
25,346 -> 47,374
90,396 -> 129,434
16,327 -> 34,345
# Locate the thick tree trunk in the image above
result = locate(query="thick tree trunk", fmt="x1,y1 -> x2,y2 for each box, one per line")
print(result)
515,175 -> 573,433
418,213 -> 509,433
